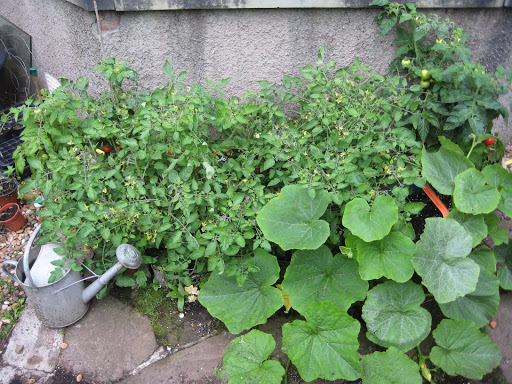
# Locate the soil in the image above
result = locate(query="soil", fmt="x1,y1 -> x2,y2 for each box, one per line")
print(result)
0,205 -> 16,221
0,180 -> 17,196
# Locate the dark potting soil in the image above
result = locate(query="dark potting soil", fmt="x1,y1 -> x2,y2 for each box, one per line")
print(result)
0,180 -> 17,195
0,206 -> 16,221
407,190 -> 452,240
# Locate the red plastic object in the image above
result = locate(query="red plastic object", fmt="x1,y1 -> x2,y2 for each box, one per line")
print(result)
0,203 -> 26,231
0,178 -> 18,208
422,184 -> 450,219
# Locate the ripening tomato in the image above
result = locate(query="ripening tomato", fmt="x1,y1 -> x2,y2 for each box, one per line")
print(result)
103,145 -> 112,153
483,138 -> 496,146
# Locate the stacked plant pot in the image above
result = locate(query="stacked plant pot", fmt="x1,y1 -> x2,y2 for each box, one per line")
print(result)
0,178 -> 25,231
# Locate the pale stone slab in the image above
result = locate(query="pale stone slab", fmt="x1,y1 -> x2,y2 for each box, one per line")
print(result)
488,291 -> 512,383
2,303 -> 63,373
58,296 -> 158,383
118,332 -> 235,384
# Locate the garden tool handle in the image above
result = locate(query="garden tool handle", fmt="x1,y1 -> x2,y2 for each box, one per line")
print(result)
23,223 -> 42,289
1,260 -> 23,285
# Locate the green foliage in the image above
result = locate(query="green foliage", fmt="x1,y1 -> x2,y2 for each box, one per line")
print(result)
0,298 -> 25,340
372,1 -> 512,149
356,231 -> 415,282
198,249 -> 283,334
421,146 -> 473,195
282,302 -> 361,381
453,169 -> 501,214
280,245 -> 368,314
431,319 -> 502,379
6,3 -> 511,383
362,281 -> 431,352
412,218 -> 478,303
256,185 -> 330,250
361,346 -> 423,384
342,195 -> 398,242
495,243 -> 512,290
219,330 -> 285,384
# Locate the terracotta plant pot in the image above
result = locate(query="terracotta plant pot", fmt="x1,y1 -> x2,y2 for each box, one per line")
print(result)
0,203 -> 26,231
0,178 -> 19,208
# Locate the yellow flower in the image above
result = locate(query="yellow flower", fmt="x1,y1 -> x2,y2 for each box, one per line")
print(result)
243,179 -> 248,183
185,285 -> 199,296
103,187 -> 107,193
84,205 -> 89,211
67,140 -> 74,145
114,67 -> 120,72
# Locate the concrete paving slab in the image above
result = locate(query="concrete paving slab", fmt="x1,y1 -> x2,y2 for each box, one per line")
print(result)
1,302 -> 63,374
118,332 -> 235,384
58,295 -> 158,383
488,291 -> 512,383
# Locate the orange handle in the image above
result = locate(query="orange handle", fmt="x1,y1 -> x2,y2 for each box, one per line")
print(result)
422,184 -> 450,219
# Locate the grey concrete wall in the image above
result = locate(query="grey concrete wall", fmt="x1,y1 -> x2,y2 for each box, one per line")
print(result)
1,0 -> 511,140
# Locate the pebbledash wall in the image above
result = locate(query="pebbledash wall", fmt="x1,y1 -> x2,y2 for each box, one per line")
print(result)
1,0 -> 511,139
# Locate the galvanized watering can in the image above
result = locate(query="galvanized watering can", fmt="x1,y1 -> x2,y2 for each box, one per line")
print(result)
2,224 -> 141,328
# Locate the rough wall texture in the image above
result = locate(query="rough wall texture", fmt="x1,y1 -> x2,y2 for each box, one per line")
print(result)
1,0 -> 511,139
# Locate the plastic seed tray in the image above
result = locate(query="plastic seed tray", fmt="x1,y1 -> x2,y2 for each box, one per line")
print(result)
0,135 -> 22,169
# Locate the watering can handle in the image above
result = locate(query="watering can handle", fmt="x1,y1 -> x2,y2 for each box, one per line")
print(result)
1,260 -> 23,285
23,223 -> 42,289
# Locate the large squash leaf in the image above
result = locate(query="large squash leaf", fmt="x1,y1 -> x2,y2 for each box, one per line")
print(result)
495,243 -> 512,290
421,146 -> 473,195
453,169 -> 500,214
198,249 -> 283,334
356,232 -> 416,282
469,245 -> 496,274
282,302 -> 361,381
256,185 -> 330,250
361,347 -> 422,384
412,218 -> 479,303
446,209 -> 487,248
220,330 -> 285,384
438,268 -> 499,328
431,319 -> 501,380
362,281 -> 431,352
482,163 -> 512,189
498,187 -> 512,218
281,245 -> 368,315
342,195 -> 398,242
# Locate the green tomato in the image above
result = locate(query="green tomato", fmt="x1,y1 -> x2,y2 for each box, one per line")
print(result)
401,59 -> 411,66
420,79 -> 431,88
421,69 -> 431,80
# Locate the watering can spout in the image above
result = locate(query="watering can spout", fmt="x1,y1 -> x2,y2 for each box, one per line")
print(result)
82,244 -> 142,303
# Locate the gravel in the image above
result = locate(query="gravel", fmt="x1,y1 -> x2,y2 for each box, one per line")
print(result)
0,201 -> 38,333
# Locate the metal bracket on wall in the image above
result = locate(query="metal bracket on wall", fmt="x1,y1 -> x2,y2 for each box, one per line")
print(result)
64,0 -> 512,11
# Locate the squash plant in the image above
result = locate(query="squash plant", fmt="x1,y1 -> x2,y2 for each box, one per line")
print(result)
199,138 -> 511,383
